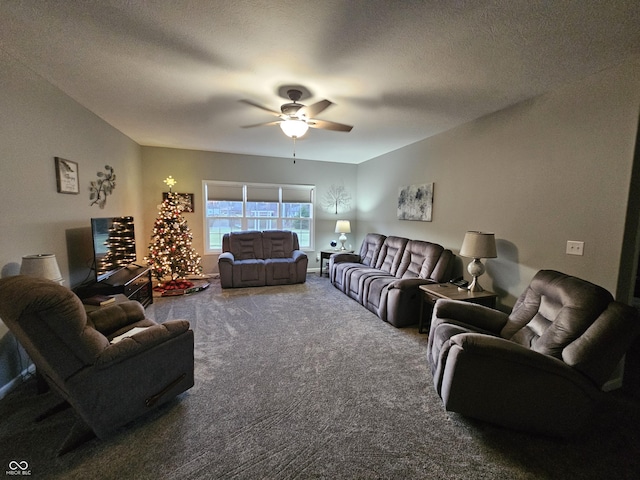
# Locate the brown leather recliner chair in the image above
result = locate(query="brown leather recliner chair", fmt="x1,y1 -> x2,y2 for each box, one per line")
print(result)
0,276 -> 194,450
427,270 -> 639,437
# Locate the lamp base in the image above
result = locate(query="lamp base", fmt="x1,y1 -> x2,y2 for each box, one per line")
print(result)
339,233 -> 347,250
467,276 -> 484,292
466,258 -> 486,292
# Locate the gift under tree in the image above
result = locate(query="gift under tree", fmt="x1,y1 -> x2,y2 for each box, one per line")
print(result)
147,176 -> 202,289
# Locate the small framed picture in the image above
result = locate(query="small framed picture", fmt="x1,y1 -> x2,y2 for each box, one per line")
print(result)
54,157 -> 80,194
163,192 -> 195,212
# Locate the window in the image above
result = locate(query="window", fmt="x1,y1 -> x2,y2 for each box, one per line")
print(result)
204,181 -> 314,253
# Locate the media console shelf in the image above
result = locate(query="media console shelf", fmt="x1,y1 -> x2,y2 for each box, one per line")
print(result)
77,264 -> 153,307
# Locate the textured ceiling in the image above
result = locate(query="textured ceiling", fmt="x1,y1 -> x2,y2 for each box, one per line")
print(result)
1,1 -> 639,163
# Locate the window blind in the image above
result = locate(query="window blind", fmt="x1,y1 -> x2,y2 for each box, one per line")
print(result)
246,185 -> 279,202
282,186 -> 314,203
207,184 -> 243,201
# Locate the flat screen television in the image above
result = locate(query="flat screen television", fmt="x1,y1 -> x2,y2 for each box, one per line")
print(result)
91,216 -> 136,282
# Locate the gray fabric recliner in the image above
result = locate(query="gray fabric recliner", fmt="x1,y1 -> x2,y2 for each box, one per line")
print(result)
427,270 -> 639,437
0,275 -> 194,446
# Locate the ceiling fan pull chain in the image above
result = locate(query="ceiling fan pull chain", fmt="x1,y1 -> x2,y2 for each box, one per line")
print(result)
293,136 -> 297,163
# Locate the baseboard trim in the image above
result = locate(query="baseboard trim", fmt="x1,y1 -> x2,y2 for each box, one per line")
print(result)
0,363 -> 35,400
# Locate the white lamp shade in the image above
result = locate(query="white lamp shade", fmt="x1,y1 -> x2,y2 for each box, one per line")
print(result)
335,220 -> 351,234
20,254 -> 63,284
459,232 -> 497,259
280,120 -> 309,138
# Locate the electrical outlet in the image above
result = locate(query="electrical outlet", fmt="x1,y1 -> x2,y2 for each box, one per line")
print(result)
316,254 -> 320,262
566,241 -> 584,256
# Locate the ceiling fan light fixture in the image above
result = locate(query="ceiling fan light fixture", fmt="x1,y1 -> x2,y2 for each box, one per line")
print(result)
280,119 -> 309,138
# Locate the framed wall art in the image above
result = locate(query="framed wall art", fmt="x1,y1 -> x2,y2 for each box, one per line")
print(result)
163,192 -> 195,212
54,157 -> 79,194
322,184 -> 352,214
397,183 -> 433,222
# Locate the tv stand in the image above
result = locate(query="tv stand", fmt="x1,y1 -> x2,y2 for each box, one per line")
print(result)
77,265 -> 153,307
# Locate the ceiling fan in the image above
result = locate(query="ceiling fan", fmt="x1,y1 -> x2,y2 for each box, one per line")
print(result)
240,89 -> 353,139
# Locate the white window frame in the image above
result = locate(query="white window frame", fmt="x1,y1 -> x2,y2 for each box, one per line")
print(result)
203,180 -> 315,253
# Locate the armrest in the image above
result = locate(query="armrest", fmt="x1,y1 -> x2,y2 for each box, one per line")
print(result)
218,252 -> 235,263
430,249 -> 454,283
449,332 -> 597,390
95,320 -> 191,367
331,252 -> 360,263
88,301 -> 146,336
388,278 -> 435,290
452,333 -> 560,369
291,250 -> 307,261
433,299 -> 508,334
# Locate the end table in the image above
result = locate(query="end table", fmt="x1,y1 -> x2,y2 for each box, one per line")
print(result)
319,249 -> 353,277
418,283 -> 498,334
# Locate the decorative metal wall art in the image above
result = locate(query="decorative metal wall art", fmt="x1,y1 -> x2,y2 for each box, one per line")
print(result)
90,165 -> 116,209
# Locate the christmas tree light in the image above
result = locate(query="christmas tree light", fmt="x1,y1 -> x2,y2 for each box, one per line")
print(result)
98,216 -> 136,275
146,177 -> 202,288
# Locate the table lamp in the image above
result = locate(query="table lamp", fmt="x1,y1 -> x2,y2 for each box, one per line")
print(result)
459,232 -> 497,292
335,220 -> 351,250
20,254 -> 64,285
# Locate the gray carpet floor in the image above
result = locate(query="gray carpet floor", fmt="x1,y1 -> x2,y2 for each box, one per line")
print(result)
1,274 -> 640,479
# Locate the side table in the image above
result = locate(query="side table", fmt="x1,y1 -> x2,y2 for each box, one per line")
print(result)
319,249 -> 353,277
418,283 -> 498,334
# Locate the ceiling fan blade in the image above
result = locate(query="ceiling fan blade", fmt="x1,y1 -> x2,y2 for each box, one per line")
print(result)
299,99 -> 333,118
308,119 -> 353,132
239,99 -> 281,116
241,121 -> 282,128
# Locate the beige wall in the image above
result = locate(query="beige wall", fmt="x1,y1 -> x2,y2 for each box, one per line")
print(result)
140,147 -> 358,274
0,50 -> 142,389
0,50 -> 143,286
357,57 -> 640,307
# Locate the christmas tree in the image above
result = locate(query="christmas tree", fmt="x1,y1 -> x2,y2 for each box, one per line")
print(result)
147,176 -> 202,288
